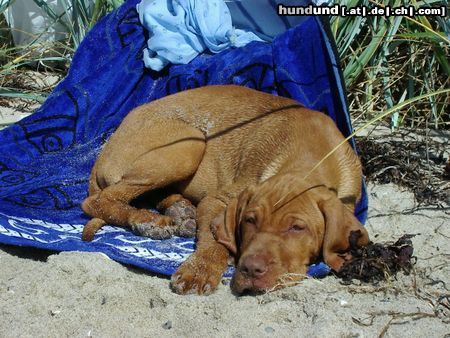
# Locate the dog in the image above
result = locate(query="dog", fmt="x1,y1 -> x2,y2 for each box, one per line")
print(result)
81,85 -> 369,295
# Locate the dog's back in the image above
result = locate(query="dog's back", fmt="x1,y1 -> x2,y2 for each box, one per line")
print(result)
94,85 -> 358,203
117,85 -> 300,136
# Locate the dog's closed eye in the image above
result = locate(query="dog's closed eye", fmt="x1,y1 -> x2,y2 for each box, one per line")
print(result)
243,213 -> 257,226
289,224 -> 306,232
285,219 -> 308,234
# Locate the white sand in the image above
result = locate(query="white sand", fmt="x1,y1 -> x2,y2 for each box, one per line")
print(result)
1,183 -> 449,337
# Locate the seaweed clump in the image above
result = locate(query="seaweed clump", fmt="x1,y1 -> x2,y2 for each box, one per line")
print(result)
356,136 -> 449,206
338,231 -> 416,283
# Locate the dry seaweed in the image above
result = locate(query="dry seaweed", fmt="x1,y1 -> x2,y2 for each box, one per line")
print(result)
356,135 -> 449,206
338,231 -> 416,283
444,158 -> 450,180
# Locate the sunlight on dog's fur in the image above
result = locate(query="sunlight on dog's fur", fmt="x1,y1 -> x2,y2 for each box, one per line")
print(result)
81,85 -> 369,295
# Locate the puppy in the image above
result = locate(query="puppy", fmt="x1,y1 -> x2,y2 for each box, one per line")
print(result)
81,85 -> 369,295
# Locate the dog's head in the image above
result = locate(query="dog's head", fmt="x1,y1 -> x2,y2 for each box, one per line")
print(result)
211,174 -> 369,295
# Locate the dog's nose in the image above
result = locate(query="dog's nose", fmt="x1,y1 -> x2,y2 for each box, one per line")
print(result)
239,255 -> 268,278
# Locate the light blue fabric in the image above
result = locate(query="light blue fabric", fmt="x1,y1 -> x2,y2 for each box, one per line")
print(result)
136,0 -> 264,71
224,0 -> 310,41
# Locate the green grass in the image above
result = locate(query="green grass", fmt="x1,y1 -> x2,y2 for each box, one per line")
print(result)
0,0 -> 449,130
331,0 -> 449,129
0,0 -> 124,108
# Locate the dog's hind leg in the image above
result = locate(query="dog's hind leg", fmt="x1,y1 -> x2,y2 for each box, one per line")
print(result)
82,123 -> 205,240
87,161 -> 101,196
82,182 -> 173,239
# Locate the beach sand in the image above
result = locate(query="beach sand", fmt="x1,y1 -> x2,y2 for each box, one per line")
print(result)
1,183 -> 449,337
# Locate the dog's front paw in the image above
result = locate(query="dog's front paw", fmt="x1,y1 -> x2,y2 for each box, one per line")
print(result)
171,255 -> 223,295
164,201 -> 197,237
130,215 -> 175,239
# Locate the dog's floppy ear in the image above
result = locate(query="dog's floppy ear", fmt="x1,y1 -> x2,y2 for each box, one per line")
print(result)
211,198 -> 239,255
211,186 -> 255,255
318,195 -> 369,272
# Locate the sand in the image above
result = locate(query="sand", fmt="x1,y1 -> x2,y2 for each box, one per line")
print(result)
1,183 -> 449,337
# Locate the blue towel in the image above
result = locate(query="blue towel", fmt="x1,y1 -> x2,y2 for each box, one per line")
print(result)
0,0 -> 367,278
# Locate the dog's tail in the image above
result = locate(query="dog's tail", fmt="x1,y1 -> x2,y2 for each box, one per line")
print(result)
82,218 -> 106,241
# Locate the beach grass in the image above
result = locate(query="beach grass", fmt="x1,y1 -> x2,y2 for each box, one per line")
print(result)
0,0 -> 448,129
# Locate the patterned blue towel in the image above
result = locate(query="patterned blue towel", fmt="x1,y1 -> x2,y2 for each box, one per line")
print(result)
0,0 -> 367,278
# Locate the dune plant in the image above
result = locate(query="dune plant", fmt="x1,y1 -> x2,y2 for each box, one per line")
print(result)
0,0 -> 449,130
0,0 -> 124,106
331,0 -> 449,129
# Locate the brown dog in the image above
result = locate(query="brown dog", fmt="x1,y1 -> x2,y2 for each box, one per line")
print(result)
81,85 -> 369,295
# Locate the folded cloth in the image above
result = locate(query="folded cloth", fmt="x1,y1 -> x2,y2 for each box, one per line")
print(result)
136,0 -> 264,71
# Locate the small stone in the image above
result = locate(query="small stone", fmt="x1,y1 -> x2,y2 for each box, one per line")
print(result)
265,326 -> 275,334
50,309 -> 61,316
339,299 -> 349,307
162,320 -> 172,330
